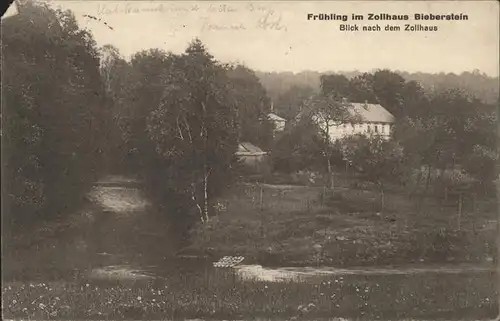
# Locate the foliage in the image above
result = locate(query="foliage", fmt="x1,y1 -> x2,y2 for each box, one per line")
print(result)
300,94 -> 362,188
394,88 -> 497,187
392,116 -> 440,169
370,70 -> 406,117
316,70 -> 499,192
321,70 -> 417,118
274,86 -> 316,120
340,135 -> 405,188
255,69 -> 499,105
270,117 -> 326,173
146,39 -> 239,224
98,44 -> 136,172
320,74 -> 351,100
119,49 -> 176,172
400,69 -> 500,105
2,1 -> 108,228
226,64 -> 274,150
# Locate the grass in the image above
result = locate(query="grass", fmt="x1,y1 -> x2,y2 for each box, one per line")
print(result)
2,270 -> 498,320
187,175 -> 498,267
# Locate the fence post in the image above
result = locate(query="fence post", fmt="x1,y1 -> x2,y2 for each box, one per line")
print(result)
232,269 -> 236,289
457,193 -> 462,230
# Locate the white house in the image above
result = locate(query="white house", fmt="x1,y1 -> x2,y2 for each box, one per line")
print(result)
297,101 -> 395,142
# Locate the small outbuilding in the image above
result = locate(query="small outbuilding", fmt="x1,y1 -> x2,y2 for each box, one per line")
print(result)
235,142 -> 270,174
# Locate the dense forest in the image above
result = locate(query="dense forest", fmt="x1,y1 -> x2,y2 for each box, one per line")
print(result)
2,1 -> 273,235
256,70 -> 499,105
2,2 -> 111,231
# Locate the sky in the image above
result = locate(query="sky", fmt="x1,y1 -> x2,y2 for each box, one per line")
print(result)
42,0 -> 499,76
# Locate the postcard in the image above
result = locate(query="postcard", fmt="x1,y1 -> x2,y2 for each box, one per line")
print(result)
2,0 -> 499,320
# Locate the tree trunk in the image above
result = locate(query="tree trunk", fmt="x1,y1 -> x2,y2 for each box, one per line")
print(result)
324,121 -> 334,191
327,156 -> 334,190
201,101 -> 209,222
203,167 -> 210,222
425,165 -> 432,192
191,183 -> 204,223
417,165 -> 432,213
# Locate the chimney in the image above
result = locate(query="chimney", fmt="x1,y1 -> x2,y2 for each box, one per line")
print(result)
270,101 -> 274,113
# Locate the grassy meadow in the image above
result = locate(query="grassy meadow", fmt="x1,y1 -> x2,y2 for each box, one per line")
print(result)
187,172 -> 498,267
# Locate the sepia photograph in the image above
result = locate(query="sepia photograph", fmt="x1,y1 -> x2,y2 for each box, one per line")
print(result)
1,0 -> 499,320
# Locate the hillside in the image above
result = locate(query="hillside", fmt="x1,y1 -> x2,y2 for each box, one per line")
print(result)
255,70 -> 499,104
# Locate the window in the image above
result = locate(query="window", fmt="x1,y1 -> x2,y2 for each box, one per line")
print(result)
381,125 -> 385,133
375,125 -> 379,133
367,125 -> 371,133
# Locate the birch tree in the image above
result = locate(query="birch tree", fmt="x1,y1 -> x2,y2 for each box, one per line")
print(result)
147,39 -> 238,223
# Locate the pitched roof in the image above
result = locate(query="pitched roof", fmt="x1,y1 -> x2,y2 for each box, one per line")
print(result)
268,113 -> 286,122
350,102 -> 395,123
236,142 -> 268,156
295,101 -> 395,124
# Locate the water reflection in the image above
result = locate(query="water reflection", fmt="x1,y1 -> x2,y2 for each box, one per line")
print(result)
88,186 -> 150,213
89,265 -> 156,281
88,261 -> 497,284
235,264 -> 498,282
